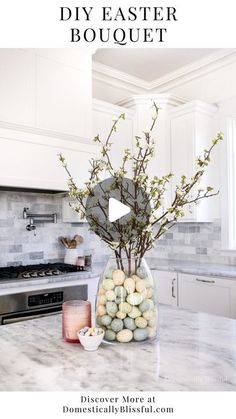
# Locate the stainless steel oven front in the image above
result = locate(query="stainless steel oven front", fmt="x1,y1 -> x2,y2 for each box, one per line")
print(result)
0,284 -> 87,325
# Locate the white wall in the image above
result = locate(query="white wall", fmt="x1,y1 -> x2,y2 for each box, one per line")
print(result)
0,48 -> 93,139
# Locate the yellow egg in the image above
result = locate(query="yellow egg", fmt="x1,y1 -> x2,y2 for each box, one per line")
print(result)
146,287 -> 154,298
116,329 -> 133,343
147,326 -> 156,338
124,277 -> 135,294
119,302 -> 132,314
97,295 -> 106,305
97,305 -> 106,316
116,311 -> 126,320
102,278 -> 115,291
112,269 -> 125,285
148,318 -> 156,328
135,280 -> 146,294
98,287 -> 106,295
131,275 -> 140,282
105,290 -> 116,301
135,316 -> 148,328
143,310 -> 154,321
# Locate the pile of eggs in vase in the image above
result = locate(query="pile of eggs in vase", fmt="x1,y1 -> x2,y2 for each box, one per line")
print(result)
96,264 -> 158,343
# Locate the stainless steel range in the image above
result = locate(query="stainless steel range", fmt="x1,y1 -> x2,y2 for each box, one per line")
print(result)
0,263 -> 90,325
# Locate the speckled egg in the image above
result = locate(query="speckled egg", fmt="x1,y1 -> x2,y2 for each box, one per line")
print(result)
105,290 -> 116,301
97,295 -> 106,305
111,318 -> 123,332
97,304 -> 106,316
128,306 -> 142,319
105,330 -> 116,341
124,277 -> 135,294
133,328 -> 149,341
135,316 -> 148,328
116,310 -> 126,320
143,310 -> 154,321
116,329 -> 133,343
143,277 -> 154,288
112,269 -> 125,285
106,301 -> 118,314
102,278 -> 115,291
119,302 -> 132,314
115,296 -> 122,305
101,314 -> 112,326
114,286 -> 127,300
127,292 -> 144,306
146,287 -> 154,298
96,316 -> 102,326
135,280 -> 146,294
136,266 -> 147,279
124,317 -> 136,331
107,311 -> 116,318
139,299 -> 154,313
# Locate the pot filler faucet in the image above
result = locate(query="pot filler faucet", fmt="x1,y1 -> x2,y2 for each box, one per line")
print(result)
23,207 -> 57,233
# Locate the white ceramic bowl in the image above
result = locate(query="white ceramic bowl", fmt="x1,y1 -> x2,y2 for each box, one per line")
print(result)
78,329 -> 104,351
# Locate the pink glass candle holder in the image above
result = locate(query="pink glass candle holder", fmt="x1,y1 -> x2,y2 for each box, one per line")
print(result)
62,300 -> 91,343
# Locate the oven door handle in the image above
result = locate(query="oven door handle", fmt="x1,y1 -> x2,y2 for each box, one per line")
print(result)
2,306 -> 62,325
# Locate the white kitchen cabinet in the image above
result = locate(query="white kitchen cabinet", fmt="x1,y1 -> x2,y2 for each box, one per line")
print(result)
169,101 -> 220,221
0,125 -> 99,191
152,270 -> 178,307
93,99 -> 134,174
178,273 -> 236,319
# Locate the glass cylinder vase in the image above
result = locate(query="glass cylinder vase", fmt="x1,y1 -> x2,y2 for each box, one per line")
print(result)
95,257 -> 159,344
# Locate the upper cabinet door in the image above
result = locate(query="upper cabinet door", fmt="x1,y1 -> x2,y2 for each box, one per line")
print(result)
169,101 -> 220,222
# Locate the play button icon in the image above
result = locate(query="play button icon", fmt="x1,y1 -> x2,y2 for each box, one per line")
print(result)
108,198 -> 131,222
85,177 -> 151,243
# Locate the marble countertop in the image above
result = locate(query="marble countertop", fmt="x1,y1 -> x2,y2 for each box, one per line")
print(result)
147,258 -> 236,279
0,305 -> 236,391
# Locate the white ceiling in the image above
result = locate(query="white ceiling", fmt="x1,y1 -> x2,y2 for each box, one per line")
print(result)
93,49 -> 221,82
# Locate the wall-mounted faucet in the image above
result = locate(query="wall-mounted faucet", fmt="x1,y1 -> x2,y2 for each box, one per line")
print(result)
23,207 -> 57,233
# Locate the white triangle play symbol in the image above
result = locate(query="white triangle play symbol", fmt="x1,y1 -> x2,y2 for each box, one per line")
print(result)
108,197 -> 131,222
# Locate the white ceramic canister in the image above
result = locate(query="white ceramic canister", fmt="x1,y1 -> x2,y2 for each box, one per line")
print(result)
64,248 -> 79,265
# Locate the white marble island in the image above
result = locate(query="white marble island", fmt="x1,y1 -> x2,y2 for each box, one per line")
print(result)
0,305 -> 236,391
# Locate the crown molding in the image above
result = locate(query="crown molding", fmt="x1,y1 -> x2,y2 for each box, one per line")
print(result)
93,49 -> 236,97
93,98 -> 135,118
169,100 -> 218,118
92,61 -> 148,94
117,94 -> 187,109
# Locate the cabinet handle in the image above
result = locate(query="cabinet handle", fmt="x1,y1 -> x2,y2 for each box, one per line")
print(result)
172,278 -> 176,298
195,278 -> 215,284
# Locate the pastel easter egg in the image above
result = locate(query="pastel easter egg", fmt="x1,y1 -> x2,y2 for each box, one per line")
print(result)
127,292 -> 144,306
139,299 -> 154,313
97,305 -> 106,316
105,290 -> 116,301
101,315 -> 112,326
119,302 -> 132,314
116,329 -> 133,343
111,319 -> 123,332
143,310 -> 154,321
102,279 -> 115,291
131,275 -> 140,282
143,277 -> 154,288
135,316 -> 148,328
105,267 -> 115,279
124,317 -> 136,331
146,287 -> 154,298
97,295 -> 106,305
147,327 -> 156,339
115,286 -> 127,300
107,311 -> 116,318
112,269 -> 125,285
133,328 -> 149,341
115,296 -> 122,305
106,301 -> 118,314
148,318 -> 156,328
96,316 -> 102,326
105,330 -> 116,341
98,287 -> 106,296
136,266 -> 147,279
128,306 -> 142,319
135,280 -> 146,294
124,278 -> 135,294
116,311 -> 126,320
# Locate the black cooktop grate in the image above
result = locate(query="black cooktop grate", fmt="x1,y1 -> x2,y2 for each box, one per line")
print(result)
0,263 -> 83,280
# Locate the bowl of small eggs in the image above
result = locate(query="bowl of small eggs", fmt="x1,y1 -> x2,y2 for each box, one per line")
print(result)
78,326 -> 104,351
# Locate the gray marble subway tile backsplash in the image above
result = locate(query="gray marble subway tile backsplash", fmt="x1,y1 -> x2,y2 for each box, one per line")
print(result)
0,191 -> 234,267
